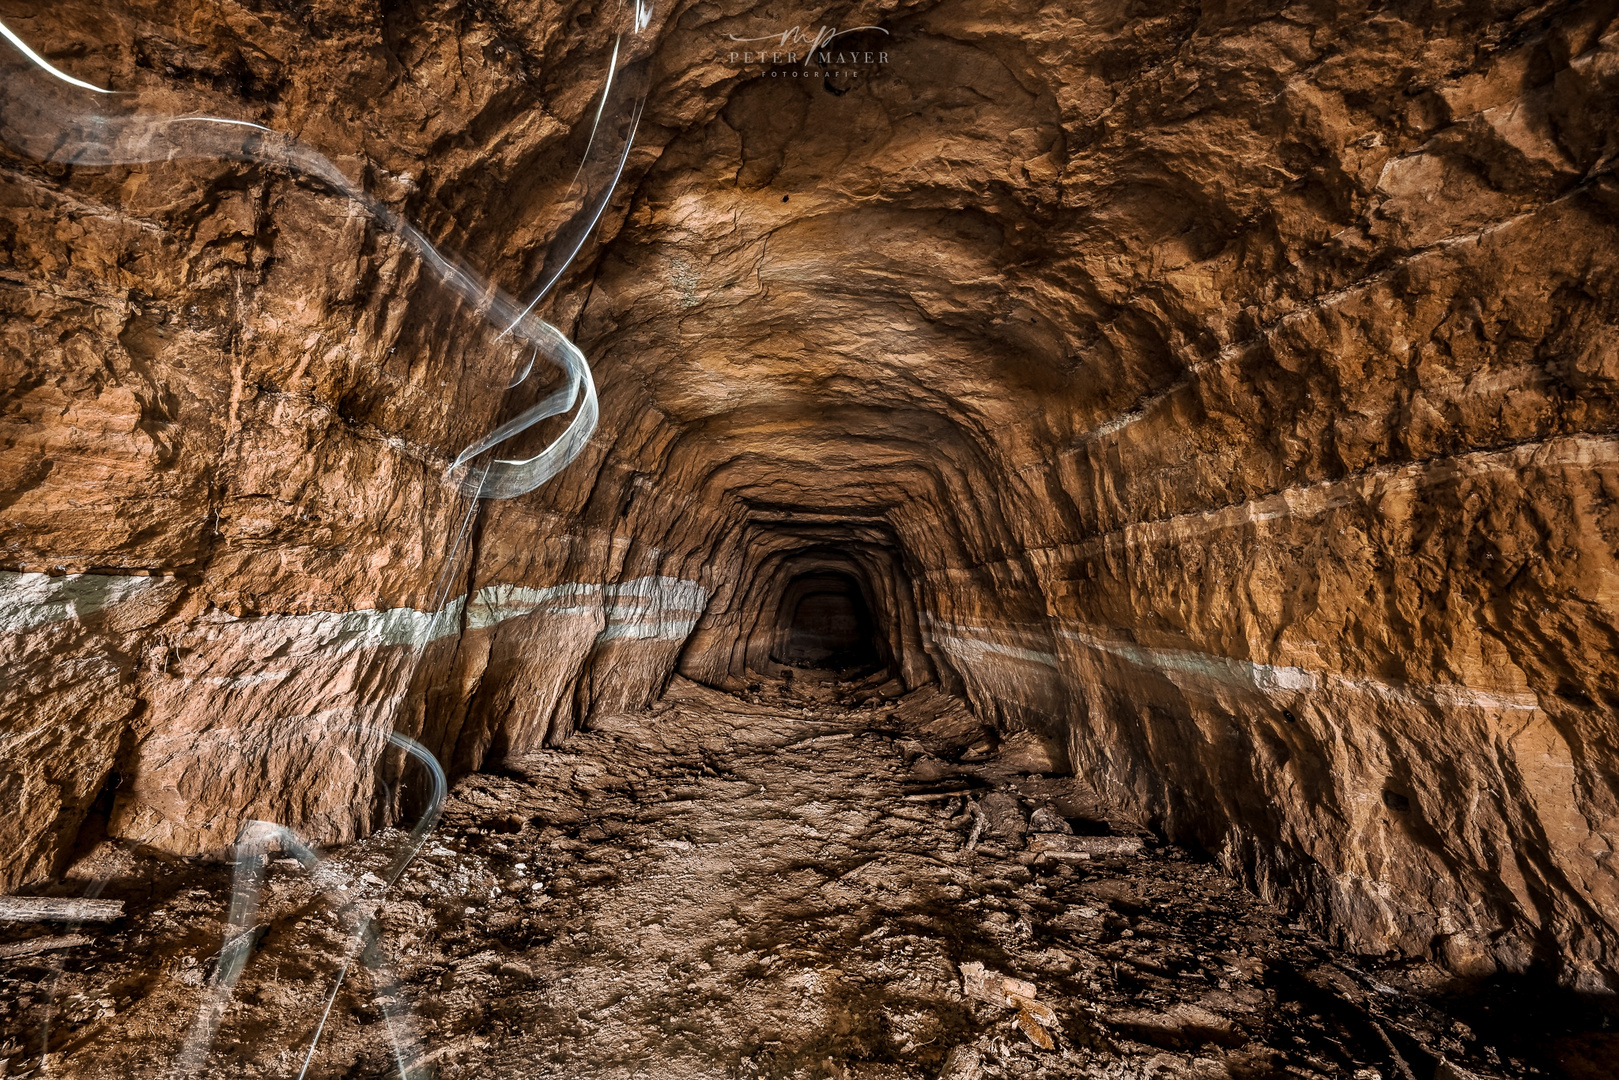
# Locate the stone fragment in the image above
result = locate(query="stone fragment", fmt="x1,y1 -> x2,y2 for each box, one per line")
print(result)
959,738 -> 996,763
0,933 -> 94,958
960,958 -> 1058,1049
994,731 -> 1069,774
1027,835 -> 1144,860
784,731 -> 856,751
958,958 -> 1062,1049
960,960 -> 1036,1007
0,896 -> 124,922
975,792 -> 1027,842
1028,806 -> 1072,834
909,758 -> 954,783
896,738 -> 929,763
1014,1006 -> 1055,1050
1106,1003 -> 1245,1049
935,1046 -> 982,1080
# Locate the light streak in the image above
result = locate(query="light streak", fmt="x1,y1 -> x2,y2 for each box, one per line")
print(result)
296,730 -> 447,1079
168,728 -> 447,1076
0,6 -> 657,1073
0,17 -> 115,93
0,14 -> 651,502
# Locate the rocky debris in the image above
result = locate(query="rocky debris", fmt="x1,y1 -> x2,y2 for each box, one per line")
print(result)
0,935 -> 94,960
1104,1003 -> 1244,1051
974,793 -> 1029,845
0,898 -> 123,922
937,1044 -> 984,1080
3,680 -> 1608,1079
960,962 -> 1058,1050
1026,836 -> 1146,862
1028,809 -> 1072,836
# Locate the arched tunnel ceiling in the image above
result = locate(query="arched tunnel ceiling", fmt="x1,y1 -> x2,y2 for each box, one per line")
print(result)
2,0 -> 1619,995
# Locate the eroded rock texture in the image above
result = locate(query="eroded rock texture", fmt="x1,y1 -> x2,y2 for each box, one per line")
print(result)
8,679 -> 1584,1079
3,0 -> 1619,993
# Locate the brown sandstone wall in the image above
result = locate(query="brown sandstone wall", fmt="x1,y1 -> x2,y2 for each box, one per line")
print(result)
2,0 -> 1618,989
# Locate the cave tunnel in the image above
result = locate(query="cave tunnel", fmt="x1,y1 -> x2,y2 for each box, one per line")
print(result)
2,2 -> 1619,1077
774,570 -> 881,673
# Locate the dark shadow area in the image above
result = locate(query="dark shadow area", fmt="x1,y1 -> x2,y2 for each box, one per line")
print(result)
775,571 -> 881,672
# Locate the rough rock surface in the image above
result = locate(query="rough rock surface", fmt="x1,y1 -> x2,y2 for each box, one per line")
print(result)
2,0 -> 1619,994
8,681 -> 1610,1078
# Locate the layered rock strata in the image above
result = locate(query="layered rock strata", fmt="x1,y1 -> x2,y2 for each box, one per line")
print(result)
1,0 -> 1618,990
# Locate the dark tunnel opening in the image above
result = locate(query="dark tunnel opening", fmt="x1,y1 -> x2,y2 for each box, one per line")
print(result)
773,571 -> 882,673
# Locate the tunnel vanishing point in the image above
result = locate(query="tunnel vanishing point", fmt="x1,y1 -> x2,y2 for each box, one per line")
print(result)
2,1 -> 1619,1077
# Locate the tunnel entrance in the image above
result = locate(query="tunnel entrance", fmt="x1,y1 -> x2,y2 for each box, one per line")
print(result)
675,525 -> 935,692
775,572 -> 881,672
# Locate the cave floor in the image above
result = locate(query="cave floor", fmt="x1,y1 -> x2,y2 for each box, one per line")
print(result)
0,678 -> 1595,1080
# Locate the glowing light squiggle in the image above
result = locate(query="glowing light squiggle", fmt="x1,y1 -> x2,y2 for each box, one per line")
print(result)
0,18 -> 116,93
0,14 -> 650,500
0,6 -> 656,1072
297,730 -> 448,1079
170,728 -> 446,1076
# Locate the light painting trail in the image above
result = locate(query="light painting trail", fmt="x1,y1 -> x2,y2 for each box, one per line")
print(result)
0,5 -> 657,1071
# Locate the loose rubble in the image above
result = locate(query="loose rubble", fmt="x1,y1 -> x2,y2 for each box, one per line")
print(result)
1,678 -> 1613,1078
0,899 -> 123,923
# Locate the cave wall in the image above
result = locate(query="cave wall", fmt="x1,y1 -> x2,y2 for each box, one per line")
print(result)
0,0 -> 691,879
3,0 -> 1619,989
